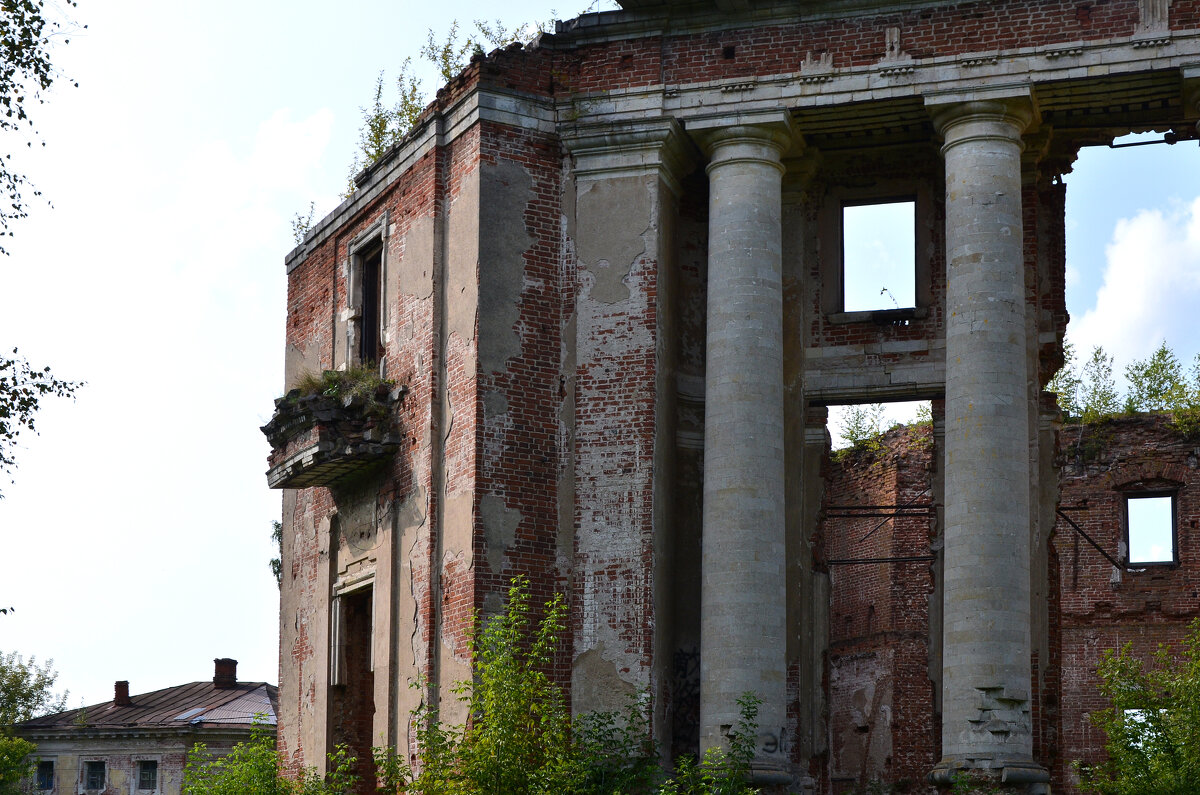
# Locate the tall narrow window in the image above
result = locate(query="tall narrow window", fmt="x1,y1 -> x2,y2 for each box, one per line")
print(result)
35,761 -> 53,790
138,760 -> 158,790
842,199 -> 916,312
85,761 -> 105,790
1125,493 -> 1176,565
357,241 -> 383,366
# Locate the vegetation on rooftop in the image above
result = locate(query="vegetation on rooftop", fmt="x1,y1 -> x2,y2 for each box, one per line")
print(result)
287,364 -> 395,404
1049,339 -> 1200,439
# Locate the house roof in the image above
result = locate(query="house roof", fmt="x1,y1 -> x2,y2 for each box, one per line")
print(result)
16,681 -> 277,732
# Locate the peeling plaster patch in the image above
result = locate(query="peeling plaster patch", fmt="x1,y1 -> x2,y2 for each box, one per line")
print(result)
399,216 -> 435,300
284,343 -> 321,391
483,388 -> 508,419
480,494 -> 522,575
448,168 -> 481,343
479,161 -> 533,373
576,178 -> 652,304
572,644 -> 638,715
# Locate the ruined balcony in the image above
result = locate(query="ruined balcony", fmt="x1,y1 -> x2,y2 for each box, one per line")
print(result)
262,372 -> 406,490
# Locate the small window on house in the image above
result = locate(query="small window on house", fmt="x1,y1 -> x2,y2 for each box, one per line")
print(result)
842,199 -> 916,312
1125,493 -> 1176,565
138,760 -> 158,790
35,760 -> 54,790
355,240 -> 383,366
85,761 -> 105,790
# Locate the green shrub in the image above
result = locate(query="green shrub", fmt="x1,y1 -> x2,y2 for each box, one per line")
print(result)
380,576 -> 763,795
1075,619 -> 1200,794
182,724 -> 357,795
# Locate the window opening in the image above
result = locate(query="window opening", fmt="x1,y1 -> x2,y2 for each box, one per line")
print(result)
35,761 -> 53,790
1125,493 -> 1176,565
357,241 -> 383,365
85,761 -> 105,790
842,199 -> 916,312
138,760 -> 158,790
329,585 -> 375,786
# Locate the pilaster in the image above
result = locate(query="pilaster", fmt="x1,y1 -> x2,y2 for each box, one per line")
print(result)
561,119 -> 696,749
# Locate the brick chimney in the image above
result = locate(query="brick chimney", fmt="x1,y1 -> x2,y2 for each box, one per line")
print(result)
114,681 -> 131,707
213,658 -> 238,689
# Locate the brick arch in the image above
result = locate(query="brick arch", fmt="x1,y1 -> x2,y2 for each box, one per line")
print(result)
1105,458 -> 1190,491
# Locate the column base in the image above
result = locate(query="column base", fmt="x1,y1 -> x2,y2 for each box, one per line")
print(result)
748,761 -> 794,788
930,756 -> 1050,793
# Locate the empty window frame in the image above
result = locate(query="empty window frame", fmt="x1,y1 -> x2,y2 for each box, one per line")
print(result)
138,760 -> 158,790
841,199 -> 916,312
85,761 -> 105,790
354,240 -> 383,365
1125,492 -> 1177,565
35,760 -> 53,790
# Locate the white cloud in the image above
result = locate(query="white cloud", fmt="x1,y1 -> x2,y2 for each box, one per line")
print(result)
1070,198 -> 1200,373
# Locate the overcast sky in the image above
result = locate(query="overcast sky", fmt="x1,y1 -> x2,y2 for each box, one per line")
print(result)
2,1 -> 1198,710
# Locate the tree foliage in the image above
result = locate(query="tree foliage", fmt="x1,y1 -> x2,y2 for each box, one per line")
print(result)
270,520 -> 283,588
0,652 -> 66,795
0,0 -> 82,255
1047,340 -> 1082,419
1077,619 -> 1200,794
0,652 -> 67,727
1124,340 -> 1190,413
1077,345 -> 1122,423
0,735 -> 35,795
0,348 -> 81,498
183,725 -> 358,795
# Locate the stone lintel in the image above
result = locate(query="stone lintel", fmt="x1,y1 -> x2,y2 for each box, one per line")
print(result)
561,117 -> 698,194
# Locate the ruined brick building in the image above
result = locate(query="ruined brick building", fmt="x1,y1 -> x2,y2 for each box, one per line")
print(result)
264,0 -> 1200,791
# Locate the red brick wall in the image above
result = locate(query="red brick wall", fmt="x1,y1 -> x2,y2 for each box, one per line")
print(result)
1055,415 -> 1200,793
822,426 -> 939,792
483,0 -> 1200,98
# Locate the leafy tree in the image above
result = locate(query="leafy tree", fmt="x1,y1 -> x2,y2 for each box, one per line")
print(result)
0,0 -> 82,255
1079,346 -> 1121,423
1047,339 -> 1082,418
0,652 -> 67,727
0,348 -> 81,498
0,652 -> 66,794
1076,619 -> 1200,794
834,403 -> 886,460
1124,340 -> 1188,413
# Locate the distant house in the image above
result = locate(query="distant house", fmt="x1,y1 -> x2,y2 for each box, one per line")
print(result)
13,658 -> 276,795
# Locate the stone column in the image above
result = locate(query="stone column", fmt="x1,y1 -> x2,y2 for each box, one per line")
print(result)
927,96 -> 1048,789
691,112 -> 794,781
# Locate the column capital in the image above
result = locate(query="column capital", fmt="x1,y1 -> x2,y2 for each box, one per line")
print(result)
686,109 -> 799,163
926,89 -> 1038,153
561,117 -> 699,195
